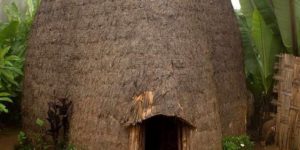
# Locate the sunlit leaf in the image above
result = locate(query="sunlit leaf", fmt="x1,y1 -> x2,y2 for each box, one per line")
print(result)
36,118 -> 44,127
251,10 -> 282,93
0,92 -> 10,97
0,103 -> 8,113
0,97 -> 13,103
253,0 -> 280,35
0,47 -> 10,59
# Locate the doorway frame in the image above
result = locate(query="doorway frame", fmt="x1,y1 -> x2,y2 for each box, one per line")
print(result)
128,115 -> 192,150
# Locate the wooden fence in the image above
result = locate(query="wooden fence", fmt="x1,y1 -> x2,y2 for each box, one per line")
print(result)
274,54 -> 300,150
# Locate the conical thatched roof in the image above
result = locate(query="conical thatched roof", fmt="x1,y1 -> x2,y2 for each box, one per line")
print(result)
22,0 -> 249,149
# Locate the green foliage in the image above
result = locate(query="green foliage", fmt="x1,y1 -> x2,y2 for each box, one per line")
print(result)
15,130 -> 49,150
16,117 -> 76,150
35,118 -> 45,127
0,92 -> 13,112
223,135 -> 254,150
16,131 -> 34,150
18,131 -> 27,145
251,9 -> 282,94
15,130 -> 77,150
239,0 -> 300,96
0,0 -> 40,113
238,0 -> 287,99
65,144 -> 77,150
238,0 -> 300,131
253,0 -> 279,35
272,0 -> 300,53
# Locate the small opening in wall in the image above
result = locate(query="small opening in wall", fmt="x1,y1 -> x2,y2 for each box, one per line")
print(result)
129,115 -> 193,150
144,115 -> 179,150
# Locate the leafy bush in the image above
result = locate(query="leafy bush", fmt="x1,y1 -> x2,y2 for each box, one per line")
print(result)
16,98 -> 74,150
223,135 -> 254,150
0,0 -> 40,113
15,119 -> 48,150
16,115 -> 76,150
16,131 -> 35,150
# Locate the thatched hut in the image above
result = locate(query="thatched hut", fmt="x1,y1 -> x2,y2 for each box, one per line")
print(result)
22,0 -> 249,149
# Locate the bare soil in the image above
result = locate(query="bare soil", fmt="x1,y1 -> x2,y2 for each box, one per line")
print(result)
0,127 -> 19,150
0,126 -> 280,150
255,144 -> 278,150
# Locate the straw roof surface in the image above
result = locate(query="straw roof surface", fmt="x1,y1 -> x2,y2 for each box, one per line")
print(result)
22,0 -> 248,149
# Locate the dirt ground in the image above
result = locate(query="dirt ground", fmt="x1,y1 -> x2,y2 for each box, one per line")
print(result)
255,144 -> 278,150
0,127 -> 19,150
0,126 -> 279,150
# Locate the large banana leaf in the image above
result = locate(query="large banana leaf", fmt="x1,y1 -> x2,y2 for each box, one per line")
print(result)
272,0 -> 300,54
237,13 -> 264,96
253,0 -> 280,35
237,14 -> 259,75
240,0 -> 255,26
251,10 -> 282,94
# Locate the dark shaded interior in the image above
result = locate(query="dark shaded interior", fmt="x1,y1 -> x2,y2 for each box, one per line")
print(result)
144,115 -> 180,150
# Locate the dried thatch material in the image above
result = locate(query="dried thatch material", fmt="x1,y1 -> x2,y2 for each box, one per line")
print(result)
22,0 -> 249,149
129,91 -> 154,124
273,54 -> 300,150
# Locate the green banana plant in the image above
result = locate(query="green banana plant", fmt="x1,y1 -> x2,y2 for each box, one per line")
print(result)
237,13 -> 264,96
253,0 -> 279,35
238,0 -> 300,98
251,9 -> 282,94
238,0 -> 284,98
238,0 -> 300,131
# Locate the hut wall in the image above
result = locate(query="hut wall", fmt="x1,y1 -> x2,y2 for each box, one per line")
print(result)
22,0 -> 248,149
206,0 -> 248,135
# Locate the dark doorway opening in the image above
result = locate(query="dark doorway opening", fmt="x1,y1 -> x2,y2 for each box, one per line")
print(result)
128,115 -> 192,150
144,115 -> 179,150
